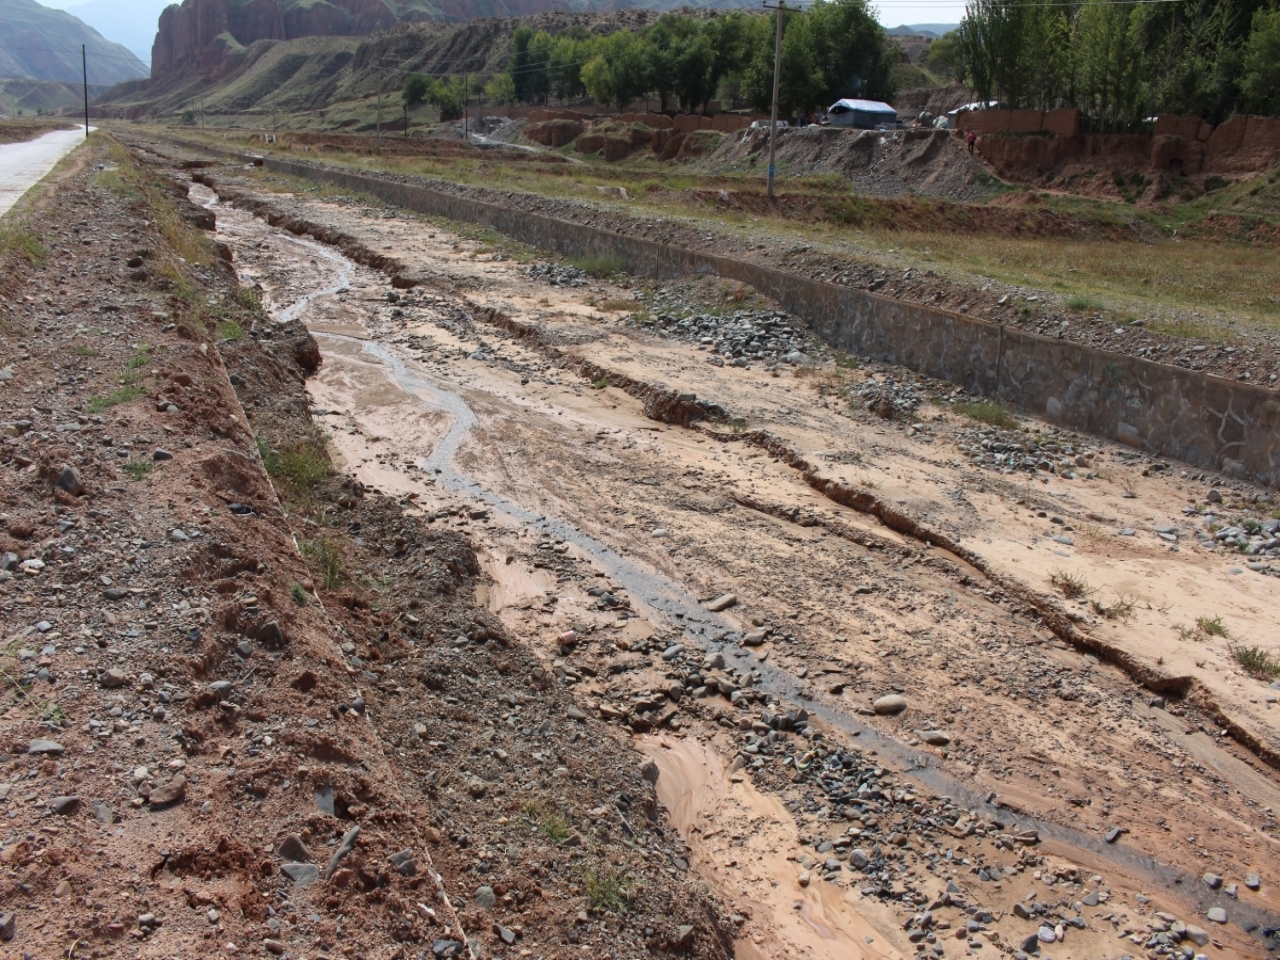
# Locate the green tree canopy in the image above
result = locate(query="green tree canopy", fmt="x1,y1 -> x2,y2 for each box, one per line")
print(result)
402,73 -> 429,108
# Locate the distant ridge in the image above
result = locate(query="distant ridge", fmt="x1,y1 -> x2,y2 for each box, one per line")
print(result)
886,23 -> 958,38
0,0 -> 147,84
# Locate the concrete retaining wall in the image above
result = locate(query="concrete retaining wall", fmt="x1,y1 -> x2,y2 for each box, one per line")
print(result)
178,140 -> 1280,487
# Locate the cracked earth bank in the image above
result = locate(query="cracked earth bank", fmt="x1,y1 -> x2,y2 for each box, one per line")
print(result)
80,135 -> 1280,959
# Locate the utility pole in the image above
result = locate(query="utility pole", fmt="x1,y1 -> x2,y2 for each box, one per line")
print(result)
464,74 -> 469,141
81,44 -> 89,139
376,64 -> 383,150
763,0 -> 784,198
762,1 -> 806,199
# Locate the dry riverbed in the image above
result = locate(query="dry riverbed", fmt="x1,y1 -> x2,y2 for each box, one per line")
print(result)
173,146 -> 1280,960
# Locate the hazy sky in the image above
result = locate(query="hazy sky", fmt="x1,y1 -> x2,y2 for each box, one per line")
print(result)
39,0 -> 172,63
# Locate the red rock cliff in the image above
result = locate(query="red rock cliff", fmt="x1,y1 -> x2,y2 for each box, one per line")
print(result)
151,0 -> 397,77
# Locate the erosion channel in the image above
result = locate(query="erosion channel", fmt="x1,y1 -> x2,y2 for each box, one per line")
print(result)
190,159 -> 1280,960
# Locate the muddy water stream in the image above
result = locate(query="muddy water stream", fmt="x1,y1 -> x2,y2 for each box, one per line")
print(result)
198,184 -> 1280,947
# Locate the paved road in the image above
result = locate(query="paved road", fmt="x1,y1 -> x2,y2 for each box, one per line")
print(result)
0,127 -> 91,217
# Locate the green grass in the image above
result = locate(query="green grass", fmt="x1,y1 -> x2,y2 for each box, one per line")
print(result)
300,536 -> 342,588
260,436 -> 328,497
290,583 -> 309,606
69,344 -> 98,357
538,812 -> 572,843
216,320 -> 245,341
0,223 -> 47,265
569,252 -> 627,278
1230,643 -> 1280,680
1144,317 -> 1227,343
128,342 -> 152,368
86,384 -> 146,414
955,400 -> 1018,430
592,375 -> 610,389
122,461 -> 152,481
235,286 -> 262,311
584,867 -> 633,913
1065,294 -> 1105,312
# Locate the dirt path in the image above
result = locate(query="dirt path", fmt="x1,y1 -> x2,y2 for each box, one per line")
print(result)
191,171 -> 1280,959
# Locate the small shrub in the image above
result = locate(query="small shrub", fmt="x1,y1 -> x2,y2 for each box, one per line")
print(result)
598,298 -> 642,312
1230,644 -> 1280,680
1195,615 -> 1229,638
1204,175 -> 1229,192
290,583 -> 309,606
122,461 -> 152,481
592,375 -> 610,390
729,416 -> 748,435
1049,569 -> 1094,600
235,286 -> 262,311
955,400 -> 1018,430
1090,593 -> 1135,621
584,867 -> 633,913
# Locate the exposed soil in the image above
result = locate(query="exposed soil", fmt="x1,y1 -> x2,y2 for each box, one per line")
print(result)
0,135 -> 733,960
112,135 -> 1280,958
697,127 -> 1000,204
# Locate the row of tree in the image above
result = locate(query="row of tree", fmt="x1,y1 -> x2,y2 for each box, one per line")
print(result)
483,3 -> 896,118
400,0 -> 1280,128
936,0 -> 1280,127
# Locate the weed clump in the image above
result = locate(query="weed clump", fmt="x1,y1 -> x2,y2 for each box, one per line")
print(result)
956,400 -> 1018,430
1195,615 -> 1229,638
568,253 -> 627,278
584,867 -> 633,913
1231,644 -> 1280,680
300,537 -> 342,588
259,435 -> 328,497
1049,569 -> 1093,600
122,461 -> 153,481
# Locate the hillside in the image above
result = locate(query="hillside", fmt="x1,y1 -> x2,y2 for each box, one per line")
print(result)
99,8 -> 739,121
1,75 -> 111,113
150,0 -> 756,78
60,0 -> 172,64
0,0 -> 147,84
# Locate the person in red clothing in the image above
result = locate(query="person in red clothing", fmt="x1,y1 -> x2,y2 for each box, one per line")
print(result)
967,129 -> 977,153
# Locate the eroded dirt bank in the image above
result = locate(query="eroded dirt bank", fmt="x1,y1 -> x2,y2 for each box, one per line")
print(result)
123,136 -> 1280,959
0,137 -> 735,959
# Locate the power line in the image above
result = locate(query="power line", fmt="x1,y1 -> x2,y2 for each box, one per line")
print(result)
0,42 -> 147,65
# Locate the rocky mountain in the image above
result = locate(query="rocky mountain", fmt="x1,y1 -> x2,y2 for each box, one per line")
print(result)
150,0 -> 754,79
0,0 -> 148,84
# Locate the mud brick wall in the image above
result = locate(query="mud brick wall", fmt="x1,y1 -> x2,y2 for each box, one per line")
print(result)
183,141 -> 1280,487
